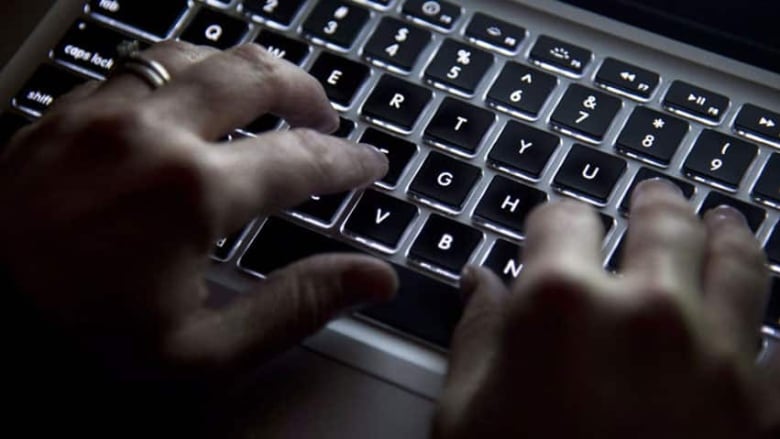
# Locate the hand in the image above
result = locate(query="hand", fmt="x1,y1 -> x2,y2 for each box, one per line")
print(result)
0,41 -> 396,382
435,180 -> 779,438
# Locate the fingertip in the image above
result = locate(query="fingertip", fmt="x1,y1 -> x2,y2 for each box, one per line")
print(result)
357,143 -> 390,184
704,205 -> 749,230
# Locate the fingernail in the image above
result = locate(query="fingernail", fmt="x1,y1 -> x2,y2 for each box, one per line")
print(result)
634,178 -> 684,198
359,142 -> 389,165
459,266 -> 478,305
704,205 -> 748,228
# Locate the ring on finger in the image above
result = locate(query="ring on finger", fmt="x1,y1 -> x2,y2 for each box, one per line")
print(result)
114,40 -> 172,90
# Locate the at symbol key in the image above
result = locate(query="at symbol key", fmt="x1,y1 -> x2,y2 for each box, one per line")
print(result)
550,84 -> 622,143
343,190 -> 419,251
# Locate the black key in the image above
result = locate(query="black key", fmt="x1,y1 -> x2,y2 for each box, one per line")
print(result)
409,152 -> 482,212
553,144 -> 627,205
615,107 -> 689,167
765,224 -> 780,266
424,39 -> 493,96
402,0 -> 462,31
88,0 -> 188,38
550,84 -> 622,142
409,214 -> 483,275
767,279 -> 780,330
482,239 -> 522,284
241,114 -> 280,134
529,35 -> 591,76
473,176 -> 548,237
309,52 -> 370,107
0,113 -> 31,150
488,121 -> 560,180
607,234 -> 626,272
239,217 -> 462,348
255,30 -> 310,65
486,62 -> 557,120
424,98 -> 495,156
359,128 -> 418,187
291,192 -> 351,225
465,13 -> 525,54
699,191 -> 766,233
619,167 -> 696,215
361,0 -> 393,7
212,223 -> 252,262
242,0 -> 307,26
363,18 -> 431,72
753,153 -> 780,206
734,104 -> 780,146
595,58 -> 659,100
302,0 -> 371,49
333,117 -> 356,138
362,75 -> 432,132
683,130 -> 757,191
13,64 -> 85,116
180,8 -> 249,49
343,190 -> 419,250
52,20 -> 139,77
663,81 -> 730,124
600,214 -> 615,235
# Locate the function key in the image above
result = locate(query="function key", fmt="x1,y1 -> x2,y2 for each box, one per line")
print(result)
683,130 -> 757,192
409,151 -> 482,213
13,64 -> 85,117
409,214 -> 483,276
615,107 -> 689,167
698,191 -> 766,233
363,18 -> 432,73
242,0 -> 307,26
290,192 -> 351,226
52,20 -> 138,78
595,58 -> 659,100
553,144 -> 627,205
482,239 -> 523,284
0,113 -> 31,150
361,75 -> 433,132
359,128 -> 418,188
751,153 -> 780,208
402,0 -> 462,32
424,39 -> 493,96
550,84 -> 622,143
180,8 -> 250,49
88,0 -> 188,38
254,30 -> 310,65
529,35 -> 591,77
473,175 -> 548,238
424,98 -> 495,157
619,167 -> 696,215
343,190 -> 419,252
212,223 -> 252,262
487,121 -> 560,181
308,52 -> 370,108
302,0 -> 371,50
734,104 -> 780,147
486,62 -> 557,120
465,13 -> 525,54
663,81 -> 730,125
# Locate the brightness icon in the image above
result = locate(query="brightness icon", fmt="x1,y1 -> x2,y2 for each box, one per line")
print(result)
652,118 -> 666,129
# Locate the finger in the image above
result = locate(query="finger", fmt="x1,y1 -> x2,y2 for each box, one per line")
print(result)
167,254 -> 398,374
702,206 -> 769,353
622,179 -> 707,300
48,80 -> 101,112
210,128 -> 388,233
144,43 -> 338,140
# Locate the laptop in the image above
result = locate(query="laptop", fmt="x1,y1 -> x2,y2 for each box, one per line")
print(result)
1,0 -> 779,436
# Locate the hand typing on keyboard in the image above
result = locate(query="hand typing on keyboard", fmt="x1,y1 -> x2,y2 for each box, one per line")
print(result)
435,180 -> 779,438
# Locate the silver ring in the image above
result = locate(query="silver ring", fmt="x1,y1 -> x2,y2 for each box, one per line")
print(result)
115,40 -> 171,90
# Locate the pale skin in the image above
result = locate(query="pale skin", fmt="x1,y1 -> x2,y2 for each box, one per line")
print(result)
0,41 -> 777,436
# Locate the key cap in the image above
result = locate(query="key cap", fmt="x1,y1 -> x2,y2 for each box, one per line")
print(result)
615,107 -> 689,167
333,117 -> 356,138
752,153 -> 780,207
239,217 -> 462,347
359,128 -> 418,188
600,214 -> 615,235
343,189 -> 419,250
291,192 -> 351,225
402,0 -> 462,31
699,191 -> 766,232
664,81 -> 730,125
180,7 -> 249,49
683,130 -> 757,191
254,29 -> 310,65
424,98 -> 495,156
424,39 -> 493,96
473,175 -> 548,237
302,0 -> 371,49
212,223 -> 252,262
765,224 -> 780,267
486,62 -> 557,120
309,52 -> 370,107
242,0 -> 307,26
488,121 -> 560,180
553,144 -> 627,205
240,114 -> 280,135
13,64 -> 85,116
595,58 -> 660,100
363,17 -> 431,73
409,214 -> 483,275
409,152 -> 482,212
550,84 -> 622,142
465,13 -> 525,54
52,20 -> 139,78
358,0 -> 393,7
88,0 -> 188,38
734,104 -> 780,146
362,74 -> 433,132
607,234 -> 626,272
767,279 -> 780,330
0,113 -> 31,150
482,239 -> 522,284
529,35 -> 591,76
619,167 -> 696,215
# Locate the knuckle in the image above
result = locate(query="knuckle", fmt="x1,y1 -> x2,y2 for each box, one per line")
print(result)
150,39 -> 198,57
228,43 -> 278,73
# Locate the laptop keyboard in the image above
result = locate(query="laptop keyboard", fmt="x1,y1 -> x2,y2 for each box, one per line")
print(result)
2,0 -> 780,348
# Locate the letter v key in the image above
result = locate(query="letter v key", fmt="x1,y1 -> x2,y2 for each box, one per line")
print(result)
376,209 -> 391,224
